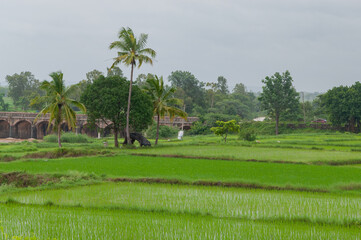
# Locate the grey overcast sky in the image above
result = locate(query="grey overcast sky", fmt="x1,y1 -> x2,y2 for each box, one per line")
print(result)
1,0 -> 361,92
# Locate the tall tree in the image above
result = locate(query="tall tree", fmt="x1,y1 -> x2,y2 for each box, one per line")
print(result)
109,27 -> 156,144
68,70 -> 104,102
168,71 -> 206,113
6,71 -> 42,110
143,75 -> 187,145
86,69 -> 103,83
259,71 -> 299,135
135,73 -> 154,88
81,75 -> 153,147
31,72 -> 86,148
106,66 -> 123,77
205,82 -> 218,108
217,76 -> 229,95
322,82 -> 361,132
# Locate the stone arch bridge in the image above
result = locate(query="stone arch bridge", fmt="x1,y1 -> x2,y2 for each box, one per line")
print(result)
0,112 -> 198,139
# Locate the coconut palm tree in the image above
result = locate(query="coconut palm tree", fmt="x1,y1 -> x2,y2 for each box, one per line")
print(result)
143,75 -> 187,145
109,27 -> 156,145
31,72 -> 86,148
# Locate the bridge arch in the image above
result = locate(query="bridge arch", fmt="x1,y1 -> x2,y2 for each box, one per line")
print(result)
60,123 -> 72,133
15,120 -> 32,139
36,121 -> 52,139
81,123 -> 98,138
0,120 -> 10,138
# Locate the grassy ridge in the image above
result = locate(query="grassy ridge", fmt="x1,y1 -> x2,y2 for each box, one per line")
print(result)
0,203 -> 360,240
1,155 -> 361,190
1,182 -> 361,225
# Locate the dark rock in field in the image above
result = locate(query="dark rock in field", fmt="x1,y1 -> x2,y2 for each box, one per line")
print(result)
123,133 -> 151,147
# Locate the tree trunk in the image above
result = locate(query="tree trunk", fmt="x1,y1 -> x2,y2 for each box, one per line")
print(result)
275,114 -> 279,135
57,106 -> 62,148
125,63 -> 134,145
224,133 -> 227,143
57,123 -> 62,148
114,128 -> 119,148
350,117 -> 356,133
155,113 -> 160,145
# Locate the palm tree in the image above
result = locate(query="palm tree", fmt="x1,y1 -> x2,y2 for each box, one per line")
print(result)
109,27 -> 156,145
31,72 -> 86,148
143,75 -> 187,145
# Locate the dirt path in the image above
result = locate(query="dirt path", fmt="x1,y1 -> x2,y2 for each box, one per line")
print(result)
0,138 -> 38,143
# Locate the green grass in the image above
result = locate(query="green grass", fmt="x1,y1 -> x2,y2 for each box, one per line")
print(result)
125,144 -> 361,164
1,182 -> 361,225
0,203 -> 360,240
1,155 -> 361,190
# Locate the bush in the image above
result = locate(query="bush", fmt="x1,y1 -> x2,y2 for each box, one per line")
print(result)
239,129 -> 257,141
44,132 -> 93,143
188,121 -> 211,135
146,125 -> 179,139
239,121 -> 337,136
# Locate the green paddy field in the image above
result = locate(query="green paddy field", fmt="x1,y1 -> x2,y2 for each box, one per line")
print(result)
1,133 -> 361,239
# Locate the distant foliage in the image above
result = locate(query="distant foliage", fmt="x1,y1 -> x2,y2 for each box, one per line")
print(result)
188,121 -> 211,135
5,71 -> 44,111
0,93 -> 9,111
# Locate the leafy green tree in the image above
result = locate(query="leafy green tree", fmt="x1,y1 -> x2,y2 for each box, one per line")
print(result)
233,83 -> 246,95
211,120 -> 240,142
321,85 -> 350,127
205,82 -> 218,108
311,96 -> 327,120
217,76 -> 229,95
106,66 -> 123,77
0,93 -> 9,111
109,27 -> 156,145
143,75 -> 187,145
32,72 -> 86,148
6,71 -> 42,110
322,82 -> 361,132
69,70 -> 104,102
0,86 -> 7,96
135,73 -> 154,88
81,75 -> 153,147
259,71 -> 299,135
86,69 -> 103,82
168,71 -> 206,113
215,99 -> 250,119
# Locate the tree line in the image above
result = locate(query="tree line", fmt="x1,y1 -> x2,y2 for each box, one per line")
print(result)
2,26 -> 360,142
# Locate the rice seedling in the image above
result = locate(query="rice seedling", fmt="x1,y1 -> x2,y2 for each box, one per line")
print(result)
1,182 -> 360,226
0,204 -> 360,240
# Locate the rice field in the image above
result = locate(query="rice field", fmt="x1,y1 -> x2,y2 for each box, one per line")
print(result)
0,204 -> 360,240
2,154 -> 361,191
1,182 -> 361,225
1,133 -> 361,239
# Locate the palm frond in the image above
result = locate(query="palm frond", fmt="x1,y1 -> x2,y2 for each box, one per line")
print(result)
137,33 -> 148,50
